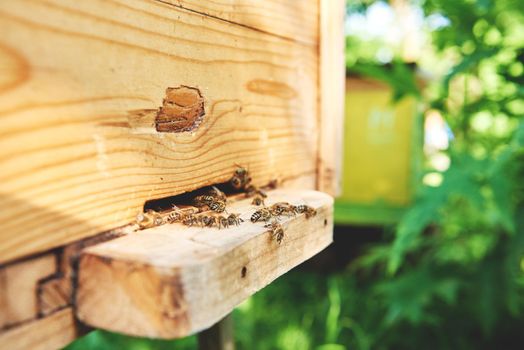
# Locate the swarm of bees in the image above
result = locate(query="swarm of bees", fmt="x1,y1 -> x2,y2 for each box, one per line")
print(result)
135,166 -> 317,245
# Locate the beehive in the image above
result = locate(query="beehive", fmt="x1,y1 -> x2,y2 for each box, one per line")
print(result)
0,0 -> 345,347
335,76 -> 422,225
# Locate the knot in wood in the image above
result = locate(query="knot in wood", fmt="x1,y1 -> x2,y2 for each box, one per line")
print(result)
155,85 -> 205,132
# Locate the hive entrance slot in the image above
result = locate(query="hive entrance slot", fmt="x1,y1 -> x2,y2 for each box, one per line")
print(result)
142,182 -> 234,212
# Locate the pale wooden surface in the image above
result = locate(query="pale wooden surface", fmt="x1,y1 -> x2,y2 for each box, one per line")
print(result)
166,0 -> 318,45
0,308 -> 78,350
38,277 -> 71,317
37,227 -> 130,318
318,0 -> 346,196
0,0 -> 319,264
198,314 -> 235,350
0,254 -> 56,329
77,189 -> 333,338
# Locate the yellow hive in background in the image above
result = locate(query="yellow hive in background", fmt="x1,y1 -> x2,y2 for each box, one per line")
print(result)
335,77 -> 422,225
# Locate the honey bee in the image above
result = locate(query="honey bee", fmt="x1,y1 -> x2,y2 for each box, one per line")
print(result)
209,200 -> 226,213
270,202 -> 296,217
266,179 -> 278,189
294,204 -> 317,218
227,213 -> 244,226
154,215 -> 164,226
265,221 -> 284,244
199,214 -> 218,228
167,206 -> 198,223
230,166 -> 252,190
245,184 -> 267,198
181,214 -> 195,226
194,195 -> 215,207
136,210 -> 163,229
217,215 -> 229,229
252,195 -> 265,206
251,208 -> 272,223
166,210 -> 182,223
209,186 -> 226,201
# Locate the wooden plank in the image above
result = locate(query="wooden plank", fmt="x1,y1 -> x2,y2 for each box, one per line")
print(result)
317,0 -> 346,196
0,0 -> 319,264
0,254 -> 56,329
38,278 -> 70,317
162,0 -> 318,45
198,314 -> 235,350
38,227 -> 130,317
77,189 -> 333,339
0,308 -> 79,350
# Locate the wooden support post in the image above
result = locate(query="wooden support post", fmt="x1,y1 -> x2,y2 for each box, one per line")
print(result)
198,314 -> 235,350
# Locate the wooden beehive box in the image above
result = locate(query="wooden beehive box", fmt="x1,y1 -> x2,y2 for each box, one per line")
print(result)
0,0 -> 345,348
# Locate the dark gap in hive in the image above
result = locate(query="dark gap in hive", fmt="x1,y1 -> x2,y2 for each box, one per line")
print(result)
143,181 -> 240,212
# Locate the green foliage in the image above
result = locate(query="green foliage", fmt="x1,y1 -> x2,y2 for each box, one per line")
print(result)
350,61 -> 421,102
65,330 -> 196,350
232,0 -> 524,349
373,0 -> 524,346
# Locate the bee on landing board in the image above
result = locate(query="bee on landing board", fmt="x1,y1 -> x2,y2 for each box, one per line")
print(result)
199,215 -> 218,228
227,213 -> 244,226
217,215 -> 229,229
182,213 -> 199,227
209,200 -> 226,213
251,208 -> 272,223
136,209 -> 163,229
245,184 -> 267,200
167,206 -> 199,224
209,186 -> 226,202
265,221 -> 284,244
294,205 -> 317,218
193,195 -> 215,207
252,195 -> 265,206
270,202 -> 296,217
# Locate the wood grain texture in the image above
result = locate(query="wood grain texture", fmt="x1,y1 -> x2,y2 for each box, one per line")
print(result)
38,278 -> 70,317
161,0 -> 319,45
36,226 -> 131,319
77,189 -> 333,339
317,0 -> 346,196
0,308 -> 79,350
0,0 -> 319,264
0,254 -> 56,329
